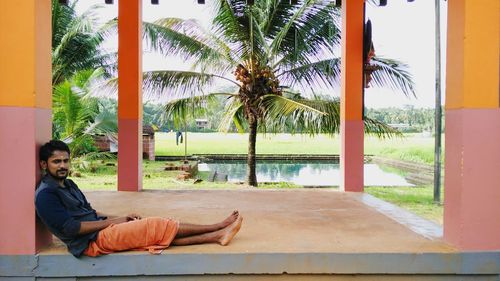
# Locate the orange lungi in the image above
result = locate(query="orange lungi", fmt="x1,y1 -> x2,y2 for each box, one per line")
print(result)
84,217 -> 179,257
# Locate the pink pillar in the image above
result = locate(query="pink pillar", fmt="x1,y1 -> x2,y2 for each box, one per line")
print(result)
118,0 -> 143,191
444,0 -> 500,250
0,0 -> 53,254
340,0 -> 364,192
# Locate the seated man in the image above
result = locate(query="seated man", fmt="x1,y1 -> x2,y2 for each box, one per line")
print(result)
35,140 -> 242,257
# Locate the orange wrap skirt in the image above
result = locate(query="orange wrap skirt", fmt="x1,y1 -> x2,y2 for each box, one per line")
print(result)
83,217 -> 179,257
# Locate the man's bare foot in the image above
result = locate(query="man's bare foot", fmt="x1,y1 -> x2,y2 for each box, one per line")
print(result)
219,210 -> 239,229
219,214 -> 243,246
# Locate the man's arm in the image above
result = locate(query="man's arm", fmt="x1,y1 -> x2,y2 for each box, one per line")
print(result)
96,212 -> 117,219
78,217 -> 128,235
96,212 -> 141,219
36,189 -> 82,237
72,181 -> 141,224
36,188 -> 141,237
79,213 -> 142,235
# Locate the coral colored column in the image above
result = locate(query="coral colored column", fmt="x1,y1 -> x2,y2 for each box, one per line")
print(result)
340,0 -> 364,192
0,0 -> 52,254
444,0 -> 500,250
118,0 -> 143,191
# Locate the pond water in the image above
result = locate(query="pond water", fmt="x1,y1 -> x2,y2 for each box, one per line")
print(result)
198,160 -> 413,186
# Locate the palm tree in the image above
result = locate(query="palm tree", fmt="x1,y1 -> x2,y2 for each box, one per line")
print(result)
52,0 -> 114,85
257,93 -> 401,138
51,0 -> 118,157
141,0 -> 414,186
53,68 -> 118,157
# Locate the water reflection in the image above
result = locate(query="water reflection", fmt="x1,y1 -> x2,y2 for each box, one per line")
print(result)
198,160 -> 413,186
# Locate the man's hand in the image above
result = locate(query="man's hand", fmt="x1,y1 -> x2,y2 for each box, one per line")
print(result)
112,217 -> 129,224
126,213 -> 142,221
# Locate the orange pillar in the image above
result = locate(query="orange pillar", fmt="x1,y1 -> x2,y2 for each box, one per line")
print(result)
0,0 -> 52,254
118,0 -> 143,191
340,0 -> 364,192
444,0 -> 500,250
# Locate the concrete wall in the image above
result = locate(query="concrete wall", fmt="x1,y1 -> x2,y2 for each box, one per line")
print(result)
1,252 -> 499,280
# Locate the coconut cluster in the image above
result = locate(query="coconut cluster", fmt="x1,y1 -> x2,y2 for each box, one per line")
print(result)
234,64 -> 281,95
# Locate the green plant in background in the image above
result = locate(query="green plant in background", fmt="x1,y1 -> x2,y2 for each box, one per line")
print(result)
135,0 -> 415,186
366,106 -> 441,133
71,152 -> 116,175
52,68 -> 117,159
51,0 -> 114,85
51,0 -> 117,159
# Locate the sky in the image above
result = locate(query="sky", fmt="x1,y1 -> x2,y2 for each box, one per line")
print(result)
365,0 -> 447,109
75,0 -> 447,109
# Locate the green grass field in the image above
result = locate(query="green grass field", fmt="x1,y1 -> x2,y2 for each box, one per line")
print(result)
365,186 -> 443,224
156,132 -> 439,165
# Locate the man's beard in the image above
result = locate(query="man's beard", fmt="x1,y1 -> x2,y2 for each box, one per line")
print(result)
50,169 -> 68,180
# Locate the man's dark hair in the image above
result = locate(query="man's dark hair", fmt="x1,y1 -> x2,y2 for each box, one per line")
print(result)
39,140 -> 70,162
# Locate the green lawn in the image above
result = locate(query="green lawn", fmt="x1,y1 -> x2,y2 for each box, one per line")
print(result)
365,186 -> 443,224
156,132 -> 439,165
156,132 -> 339,156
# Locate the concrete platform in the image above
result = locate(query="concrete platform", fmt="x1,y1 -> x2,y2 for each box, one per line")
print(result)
41,189 -> 452,254
1,189 -> 499,280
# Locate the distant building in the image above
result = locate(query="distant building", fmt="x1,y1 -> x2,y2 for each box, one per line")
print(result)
195,118 -> 210,130
92,125 -> 155,160
142,125 -> 156,160
93,134 -> 118,153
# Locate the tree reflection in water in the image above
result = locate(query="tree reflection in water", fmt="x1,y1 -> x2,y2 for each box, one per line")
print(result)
198,160 -> 412,186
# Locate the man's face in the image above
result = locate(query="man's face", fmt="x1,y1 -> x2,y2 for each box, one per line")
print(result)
41,150 -> 70,181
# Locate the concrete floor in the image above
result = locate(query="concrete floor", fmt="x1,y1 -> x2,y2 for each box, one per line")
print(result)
40,189 -> 455,255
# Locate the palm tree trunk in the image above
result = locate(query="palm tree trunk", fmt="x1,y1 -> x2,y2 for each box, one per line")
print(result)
246,113 -> 258,187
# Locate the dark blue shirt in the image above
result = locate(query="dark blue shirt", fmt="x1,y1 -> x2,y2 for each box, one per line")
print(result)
35,175 -> 105,257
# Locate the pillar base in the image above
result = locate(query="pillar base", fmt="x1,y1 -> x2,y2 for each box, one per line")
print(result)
340,120 -> 364,192
0,107 -> 52,254
444,108 -> 500,250
118,118 -> 143,191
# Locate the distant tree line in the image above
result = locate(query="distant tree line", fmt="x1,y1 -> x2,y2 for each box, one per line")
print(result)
147,101 -> 443,135
365,105 -> 443,133
85,99 -> 443,136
